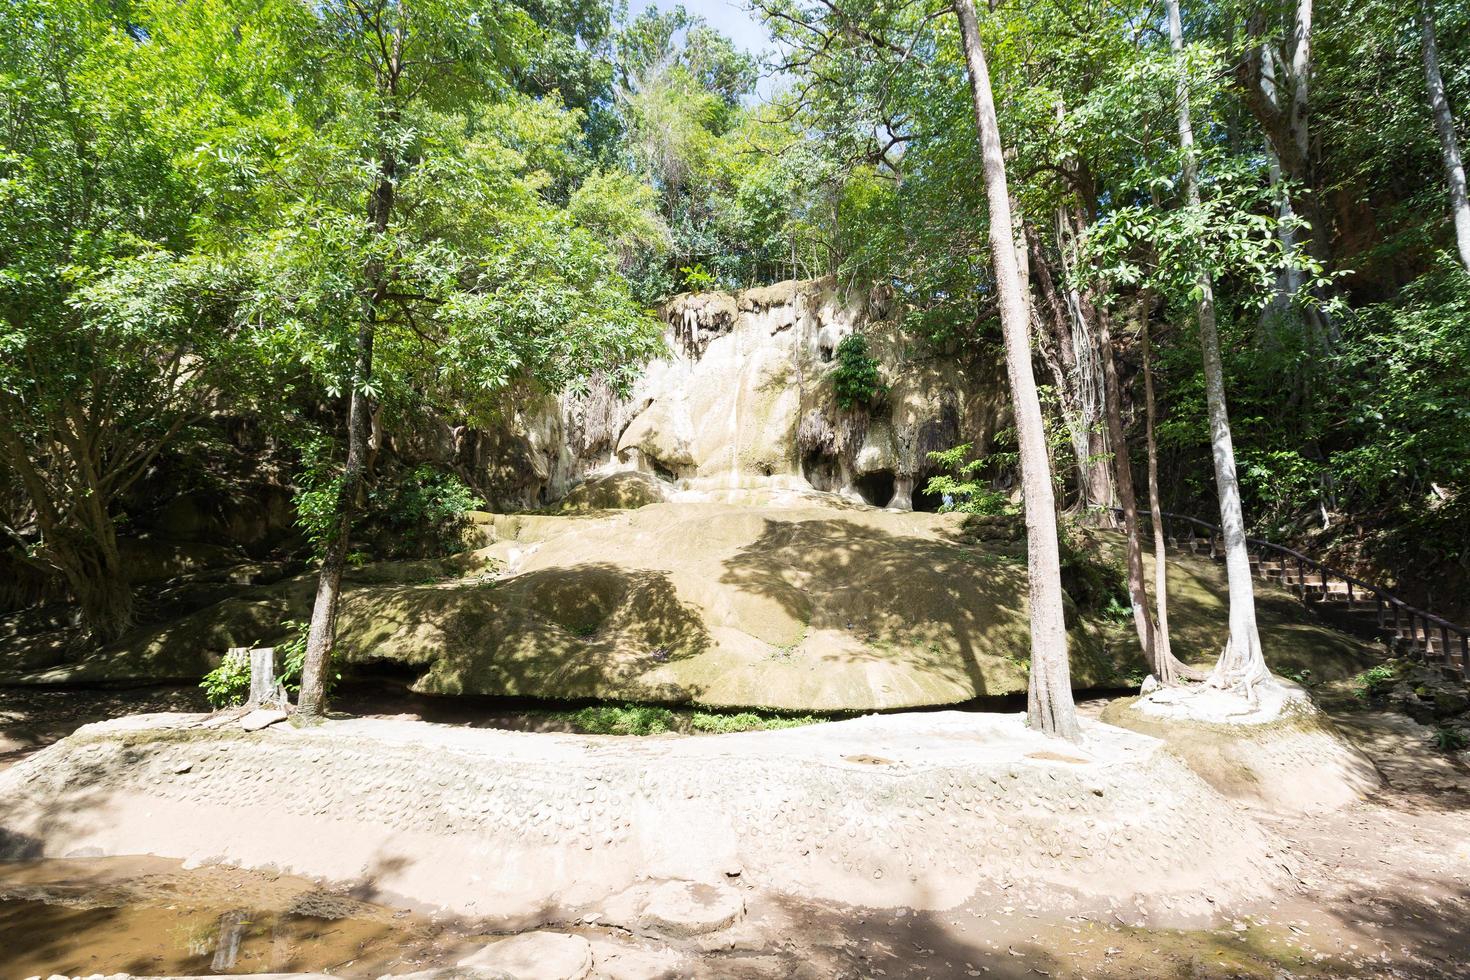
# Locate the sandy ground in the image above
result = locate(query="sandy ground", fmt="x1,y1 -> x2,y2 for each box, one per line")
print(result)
1,687 -> 1469,978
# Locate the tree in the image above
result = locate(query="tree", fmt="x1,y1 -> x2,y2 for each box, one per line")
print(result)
953,0 -> 1079,739
228,1 -> 663,718
1419,0 -> 1470,272
1096,307 -> 1158,674
1139,298 -> 1178,679
0,0 -> 280,641
1167,0 -> 1269,697
1234,0 -> 1340,348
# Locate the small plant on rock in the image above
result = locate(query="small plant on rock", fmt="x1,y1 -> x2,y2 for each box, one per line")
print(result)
198,620 -> 328,708
1354,662 -> 1400,702
1432,725 -> 1468,753
199,653 -> 252,708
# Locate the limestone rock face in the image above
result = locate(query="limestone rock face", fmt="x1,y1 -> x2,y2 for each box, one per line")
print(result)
0,712 -> 1293,925
5,502 -> 1383,713
637,879 -> 746,937
467,277 -> 1009,512
455,932 -> 593,980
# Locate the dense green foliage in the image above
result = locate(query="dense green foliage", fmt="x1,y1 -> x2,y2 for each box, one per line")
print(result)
552,703 -> 822,735
4,0 -> 1470,653
923,444 -> 1013,516
199,620 -> 319,708
830,335 -> 886,409
751,0 -> 1470,612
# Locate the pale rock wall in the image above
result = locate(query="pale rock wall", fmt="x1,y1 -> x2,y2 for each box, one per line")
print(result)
467,278 -> 1009,511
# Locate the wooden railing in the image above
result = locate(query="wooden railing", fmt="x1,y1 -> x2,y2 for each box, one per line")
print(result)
1109,507 -> 1470,671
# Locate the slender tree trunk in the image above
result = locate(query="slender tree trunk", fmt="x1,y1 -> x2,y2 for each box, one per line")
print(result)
297,83 -> 399,717
1168,0 -> 1268,697
1097,305 -> 1156,671
296,322 -> 375,718
1026,223 -> 1102,514
1258,49 -> 1305,333
954,0 -> 1079,739
1238,1 -> 1337,347
1421,0 -> 1470,272
1137,296 -> 1201,685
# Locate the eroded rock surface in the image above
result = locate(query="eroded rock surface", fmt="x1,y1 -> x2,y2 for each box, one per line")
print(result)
1102,679 -> 1382,813
0,712 -> 1290,925
449,277 -> 1007,511
454,932 -> 593,980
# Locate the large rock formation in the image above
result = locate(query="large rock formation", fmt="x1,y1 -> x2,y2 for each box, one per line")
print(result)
0,278 -> 1382,713
3,500 -> 1382,713
461,277 -> 1008,512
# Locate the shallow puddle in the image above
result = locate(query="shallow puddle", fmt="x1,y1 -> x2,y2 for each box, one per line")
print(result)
0,856 -> 464,976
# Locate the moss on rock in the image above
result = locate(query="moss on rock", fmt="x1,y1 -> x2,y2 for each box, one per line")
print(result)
2,502 -> 1383,713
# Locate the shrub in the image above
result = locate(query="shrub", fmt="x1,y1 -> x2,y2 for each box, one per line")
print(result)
1432,725 -> 1468,753
923,442 -> 1012,516
198,620 -> 326,708
690,710 -> 821,733
199,652 -> 252,708
1353,662 -> 1400,701
570,703 -> 676,735
371,466 -> 484,557
831,335 -> 886,410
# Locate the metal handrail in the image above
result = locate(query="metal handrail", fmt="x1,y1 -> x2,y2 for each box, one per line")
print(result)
1109,506 -> 1470,669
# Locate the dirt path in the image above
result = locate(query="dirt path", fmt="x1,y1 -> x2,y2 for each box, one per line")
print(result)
2,689 -> 1469,978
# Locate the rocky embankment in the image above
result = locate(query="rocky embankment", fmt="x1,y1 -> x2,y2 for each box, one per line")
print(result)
0,711 -> 1291,928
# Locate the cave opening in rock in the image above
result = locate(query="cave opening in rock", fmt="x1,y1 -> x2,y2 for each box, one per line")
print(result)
801,452 -> 838,492
912,480 -> 945,512
854,470 -> 895,507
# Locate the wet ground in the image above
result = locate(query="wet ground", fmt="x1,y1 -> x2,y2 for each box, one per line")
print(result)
0,856 -> 478,976
2,682 -> 1469,978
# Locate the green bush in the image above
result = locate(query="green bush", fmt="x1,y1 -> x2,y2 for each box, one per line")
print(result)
1353,662 -> 1400,701
831,335 -> 886,410
570,703 -> 676,735
199,653 -> 252,708
923,442 -> 1013,516
198,620 -> 326,708
690,710 -> 821,733
371,466 -> 484,557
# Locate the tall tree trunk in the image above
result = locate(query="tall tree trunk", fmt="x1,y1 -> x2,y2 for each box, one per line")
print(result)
954,0 -> 1079,739
296,320 -> 375,718
1137,295 -> 1201,685
1058,210 -> 1117,520
1421,0 -> 1470,273
297,86 -> 399,717
1168,0 -> 1268,697
1237,0 -> 1337,347
1097,305 -> 1156,670
1258,48 -> 1305,333
1026,223 -> 1105,515
49,524 -> 131,643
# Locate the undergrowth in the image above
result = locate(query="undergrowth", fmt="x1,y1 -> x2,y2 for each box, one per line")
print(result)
549,703 -> 825,735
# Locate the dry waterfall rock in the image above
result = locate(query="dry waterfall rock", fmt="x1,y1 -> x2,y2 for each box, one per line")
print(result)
0,711 -> 1294,926
1102,677 -> 1382,814
638,879 -> 746,937
454,932 -> 593,980
238,708 -> 288,732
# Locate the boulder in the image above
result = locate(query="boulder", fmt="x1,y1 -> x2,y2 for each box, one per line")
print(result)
638,880 -> 745,937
